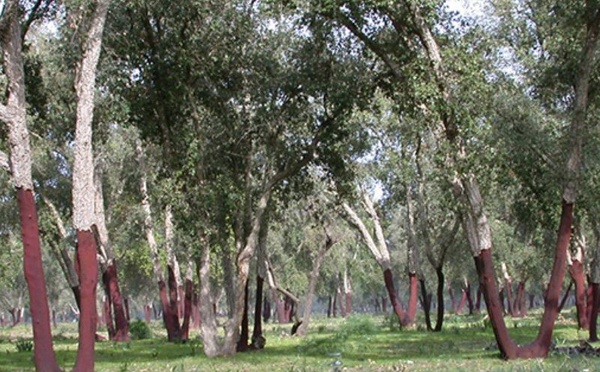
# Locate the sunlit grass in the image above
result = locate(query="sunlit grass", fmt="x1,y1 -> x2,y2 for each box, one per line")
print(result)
1,309 -> 599,371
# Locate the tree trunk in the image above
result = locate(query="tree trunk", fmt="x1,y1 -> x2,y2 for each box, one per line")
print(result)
103,262 -> 129,340
251,275 -> 265,348
297,230 -> 336,336
406,273 -> 418,324
434,267 -> 445,332
558,282 -> 572,313
568,250 -> 588,329
590,283 -> 600,341
180,264 -> 194,341
237,281 -> 250,352
0,2 -> 61,370
70,0 -> 111,369
73,230 -> 99,372
419,279 -> 433,331
198,235 -> 222,357
383,269 -> 407,327
262,294 -> 271,323
465,282 -> 474,315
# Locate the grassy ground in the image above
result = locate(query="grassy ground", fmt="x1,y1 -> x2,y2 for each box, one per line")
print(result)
1,310 -> 599,371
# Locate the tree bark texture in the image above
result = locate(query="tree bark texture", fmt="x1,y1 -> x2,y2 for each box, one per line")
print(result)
73,230 -> 99,372
568,249 -> 589,329
19,190 -> 61,371
297,231 -> 336,336
383,269 -> 408,327
0,1 -> 61,369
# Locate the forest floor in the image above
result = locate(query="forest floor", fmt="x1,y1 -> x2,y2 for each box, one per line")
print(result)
0,309 -> 598,371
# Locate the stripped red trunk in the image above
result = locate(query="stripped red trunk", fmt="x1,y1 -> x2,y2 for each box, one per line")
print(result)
474,250 -> 517,358
101,296 -> 113,336
180,276 -> 193,341
383,268 -> 408,327
456,289 -> 467,315
105,262 -> 129,340
159,278 -> 180,341
586,284 -> 593,325
406,273 -> 418,325
73,230 -> 99,372
17,189 -> 61,370
167,265 -> 181,334
517,202 -> 574,357
558,282 -> 572,313
569,259 -> 589,329
178,285 -> 185,319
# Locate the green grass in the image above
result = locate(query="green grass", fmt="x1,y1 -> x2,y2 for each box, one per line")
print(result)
1,310 -> 599,371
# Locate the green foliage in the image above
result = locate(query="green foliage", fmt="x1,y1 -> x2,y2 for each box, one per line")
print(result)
129,320 -> 153,340
13,339 -> 33,352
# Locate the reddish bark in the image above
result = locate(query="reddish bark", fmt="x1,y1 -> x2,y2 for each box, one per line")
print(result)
518,202 -> 575,358
586,284 -> 593,326
73,230 -> 99,372
383,269 -> 408,327
17,189 -> 61,371
569,259 -> 589,329
101,297 -> 113,336
406,273 -> 418,325
474,250 -> 518,358
159,278 -> 181,341
456,289 -> 468,315
514,282 -> 526,317
558,282 -> 572,313
167,265 -> 181,335
475,202 -> 574,359
589,283 -> 600,341
104,262 -> 129,340
178,285 -> 185,319
180,276 -> 193,341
